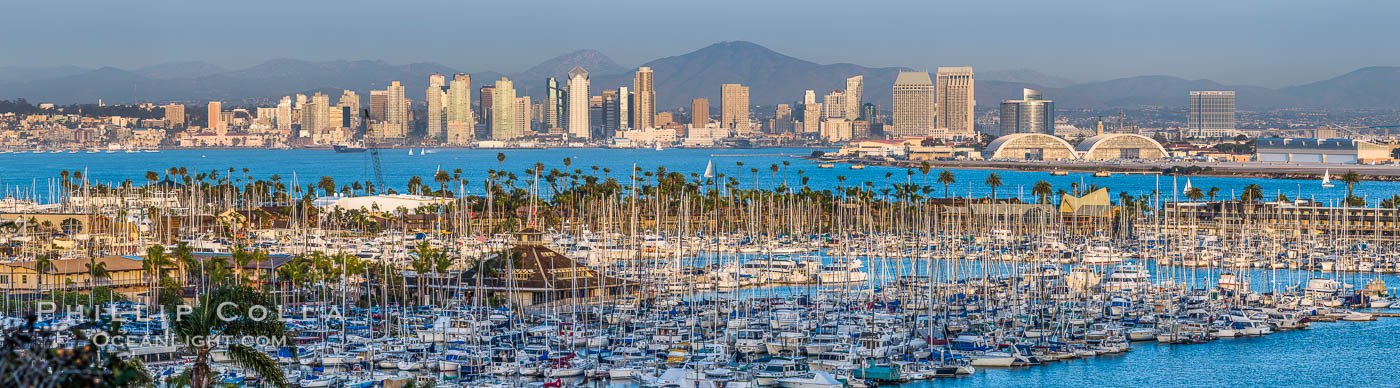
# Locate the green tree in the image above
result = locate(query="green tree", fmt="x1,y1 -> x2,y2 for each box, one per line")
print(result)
937,170 -> 955,198
984,173 -> 1003,200
1185,187 -> 1204,201
170,284 -> 291,388
1032,181 -> 1053,204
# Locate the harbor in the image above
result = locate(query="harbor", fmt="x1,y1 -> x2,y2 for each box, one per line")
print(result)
3,149 -> 1400,387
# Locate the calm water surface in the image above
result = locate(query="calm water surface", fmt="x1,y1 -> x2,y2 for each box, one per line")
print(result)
2,148 -> 1395,203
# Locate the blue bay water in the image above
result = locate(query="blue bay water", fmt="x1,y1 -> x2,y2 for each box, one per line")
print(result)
1,148 -> 1395,204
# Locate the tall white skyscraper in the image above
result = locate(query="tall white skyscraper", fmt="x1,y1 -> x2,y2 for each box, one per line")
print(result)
1188,91 -> 1236,138
936,66 -> 975,137
891,71 -> 935,137
446,74 -> 473,144
845,76 -> 864,120
491,77 -> 518,140
385,81 -> 408,139
426,73 -> 447,139
567,66 -> 590,139
276,96 -> 292,131
823,90 -> 846,118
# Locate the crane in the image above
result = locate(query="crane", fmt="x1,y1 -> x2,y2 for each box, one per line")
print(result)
363,108 -> 385,191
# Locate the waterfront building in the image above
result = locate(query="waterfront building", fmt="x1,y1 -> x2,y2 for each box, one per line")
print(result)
721,83 -> 749,130
983,133 -> 1078,160
491,78 -> 518,140
633,67 -> 655,129
426,73 -> 447,139
162,103 -> 185,128
1076,133 -> 1168,160
690,98 -> 709,127
891,71 -> 935,138
845,75 -> 864,120
1255,137 -> 1393,164
1188,91 -> 1236,138
446,74 -> 473,144
1163,199 -> 1400,238
936,66 -> 975,138
999,88 -> 1055,136
456,229 -> 637,307
822,117 -> 852,142
567,66 -> 590,139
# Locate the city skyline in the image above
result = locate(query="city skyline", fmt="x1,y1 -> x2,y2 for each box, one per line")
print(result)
2,1 -> 1397,88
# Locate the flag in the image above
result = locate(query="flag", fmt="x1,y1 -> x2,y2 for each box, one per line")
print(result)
703,160 -> 713,179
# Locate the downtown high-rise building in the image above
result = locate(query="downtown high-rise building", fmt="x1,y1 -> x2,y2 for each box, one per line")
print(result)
163,103 -> 185,128
544,77 -> 562,131
891,71 -> 935,138
479,86 -> 495,127
207,101 -> 223,132
567,66 -> 590,139
935,66 -> 975,137
337,90 -> 360,130
998,88 -> 1054,137
1188,91 -> 1236,138
774,104 -> 793,133
617,87 -> 630,132
426,73 -> 447,139
276,96 -> 293,131
845,75 -> 864,120
602,90 -> 620,133
823,90 -> 846,118
633,67 -> 655,129
514,96 -> 531,136
491,78 -> 519,140
721,83 -> 749,130
383,81 -> 408,139
369,90 -> 387,122
446,74 -> 473,144
691,98 -> 709,127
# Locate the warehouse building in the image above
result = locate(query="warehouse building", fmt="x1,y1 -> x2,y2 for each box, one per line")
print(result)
1255,138 -> 1392,164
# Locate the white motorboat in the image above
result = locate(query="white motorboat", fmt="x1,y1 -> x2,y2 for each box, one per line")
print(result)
778,370 -> 843,388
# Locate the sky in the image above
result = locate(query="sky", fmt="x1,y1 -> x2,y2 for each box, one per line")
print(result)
1,0 -> 1396,87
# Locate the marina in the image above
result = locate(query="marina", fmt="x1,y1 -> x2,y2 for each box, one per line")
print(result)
3,149 -> 1400,387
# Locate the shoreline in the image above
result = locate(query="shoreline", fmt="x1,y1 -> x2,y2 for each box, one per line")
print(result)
824,157 -> 1400,181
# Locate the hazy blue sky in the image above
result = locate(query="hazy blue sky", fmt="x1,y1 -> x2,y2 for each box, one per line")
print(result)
2,0 -> 1395,87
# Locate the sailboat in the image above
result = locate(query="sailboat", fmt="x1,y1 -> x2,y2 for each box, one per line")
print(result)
1182,178 -> 1194,196
408,148 -> 414,156
1321,170 -> 1335,188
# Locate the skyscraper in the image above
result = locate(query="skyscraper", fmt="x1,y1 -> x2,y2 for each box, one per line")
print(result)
567,66 -> 590,139
491,78 -> 518,140
337,90 -> 360,130
446,74 -> 473,144
514,96 -> 531,136
207,101 -> 223,132
426,73 -> 447,139
721,83 -> 749,130
774,104 -> 793,133
369,90 -> 387,122
618,87 -> 630,131
603,90 -> 620,132
276,97 -> 292,131
935,66 -> 975,137
589,96 -> 605,135
633,67 -> 655,129
691,98 -> 709,127
385,81 -> 408,139
998,88 -> 1054,137
891,71 -> 935,137
163,103 -> 185,128
544,77 -> 562,131
844,76 -> 864,120
479,86 -> 495,126
823,90 -> 846,118
1188,91 -> 1236,138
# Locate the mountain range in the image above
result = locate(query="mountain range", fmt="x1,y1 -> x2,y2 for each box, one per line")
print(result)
1,41 -> 1397,110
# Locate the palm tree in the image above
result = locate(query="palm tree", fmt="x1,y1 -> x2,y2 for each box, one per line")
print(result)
407,175 -> 423,195
170,285 -> 291,388
1340,170 -> 1362,203
1032,181 -> 1053,204
144,244 -> 174,305
1241,184 -> 1264,202
1207,187 -> 1220,202
1185,187 -> 1204,201
937,170 -> 955,198
984,173 -> 1003,200
318,176 -> 337,197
